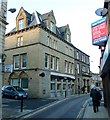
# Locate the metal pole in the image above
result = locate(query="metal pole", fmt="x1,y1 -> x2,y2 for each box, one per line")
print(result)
20,95 -> 23,112
65,90 -> 66,98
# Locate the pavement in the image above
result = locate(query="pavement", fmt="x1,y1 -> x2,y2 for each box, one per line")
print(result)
82,98 -> 109,119
2,97 -> 57,119
2,94 -> 110,120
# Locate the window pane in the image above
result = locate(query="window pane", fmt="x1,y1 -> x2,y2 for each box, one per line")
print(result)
45,54 -> 49,68
17,36 -> 23,47
21,78 -> 28,89
51,56 -> 54,70
10,79 -> 18,86
51,83 -> 55,90
68,63 -> 71,73
71,63 -> 74,74
14,55 -> 19,69
19,19 -> 24,30
50,21 -> 54,32
65,61 -> 68,73
57,84 -> 61,90
21,54 -> 27,68
17,37 -> 20,46
77,63 -> 80,74
21,37 -> 23,46
56,57 -> 59,71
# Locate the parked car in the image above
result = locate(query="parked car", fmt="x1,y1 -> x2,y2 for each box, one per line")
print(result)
2,85 -> 28,99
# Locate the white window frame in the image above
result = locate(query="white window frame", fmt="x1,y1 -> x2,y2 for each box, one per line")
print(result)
82,55 -> 84,62
50,21 -> 54,32
56,57 -> 59,71
68,62 -> 71,73
65,61 -> 68,73
50,56 -> 54,70
71,63 -> 74,74
13,55 -> 19,70
82,65 -> 86,72
19,19 -> 24,30
45,54 -> 49,69
87,67 -> 90,73
17,36 -> 23,47
21,54 -> 27,69
77,63 -> 80,74
84,56 -> 86,63
20,78 -> 28,90
76,51 -> 79,59
10,79 -> 18,86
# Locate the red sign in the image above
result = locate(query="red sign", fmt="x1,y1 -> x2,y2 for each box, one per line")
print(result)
92,22 -> 108,40
91,17 -> 108,46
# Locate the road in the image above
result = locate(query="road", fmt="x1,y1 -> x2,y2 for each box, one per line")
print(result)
2,97 -> 56,118
22,95 -> 89,119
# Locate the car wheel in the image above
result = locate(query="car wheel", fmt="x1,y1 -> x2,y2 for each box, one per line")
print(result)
14,95 -> 19,100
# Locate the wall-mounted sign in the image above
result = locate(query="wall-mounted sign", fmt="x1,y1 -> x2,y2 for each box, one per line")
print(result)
91,17 -> 108,46
4,64 -> 13,73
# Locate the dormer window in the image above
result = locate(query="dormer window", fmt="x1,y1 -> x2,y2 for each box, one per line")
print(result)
50,21 -> 54,32
18,19 -> 24,30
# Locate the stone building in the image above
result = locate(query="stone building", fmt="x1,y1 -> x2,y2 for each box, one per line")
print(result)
74,47 -> 91,94
3,7 -> 91,98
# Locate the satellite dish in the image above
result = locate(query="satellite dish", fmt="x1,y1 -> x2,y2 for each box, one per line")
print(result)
95,8 -> 107,16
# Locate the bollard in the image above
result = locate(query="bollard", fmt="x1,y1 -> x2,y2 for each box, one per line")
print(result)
21,95 -> 23,112
65,90 -> 66,98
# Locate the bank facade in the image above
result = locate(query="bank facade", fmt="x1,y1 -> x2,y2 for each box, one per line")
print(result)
3,7 -> 91,98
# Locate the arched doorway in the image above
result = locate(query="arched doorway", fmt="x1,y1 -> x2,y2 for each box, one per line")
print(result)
9,72 -> 19,86
19,71 -> 28,91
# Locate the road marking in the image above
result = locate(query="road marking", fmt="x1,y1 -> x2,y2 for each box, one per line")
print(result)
22,98 -> 69,119
76,108 -> 85,119
76,98 -> 90,119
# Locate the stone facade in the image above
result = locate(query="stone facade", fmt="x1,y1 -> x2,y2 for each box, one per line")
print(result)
3,7 -> 91,98
74,47 -> 91,94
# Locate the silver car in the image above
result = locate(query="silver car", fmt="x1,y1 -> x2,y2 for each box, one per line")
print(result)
2,85 -> 28,99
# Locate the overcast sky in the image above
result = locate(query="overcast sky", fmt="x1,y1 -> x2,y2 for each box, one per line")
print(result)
6,0 -> 104,73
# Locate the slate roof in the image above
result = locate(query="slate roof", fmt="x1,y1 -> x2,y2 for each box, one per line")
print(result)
6,7 -> 90,57
7,8 -> 69,41
24,10 -> 32,19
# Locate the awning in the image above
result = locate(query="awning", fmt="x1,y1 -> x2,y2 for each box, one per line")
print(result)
50,72 -> 75,80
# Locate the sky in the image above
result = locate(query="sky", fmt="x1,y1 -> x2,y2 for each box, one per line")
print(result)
6,0 -> 104,73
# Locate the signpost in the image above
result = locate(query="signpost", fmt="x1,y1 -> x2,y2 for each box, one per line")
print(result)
91,17 -> 108,46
